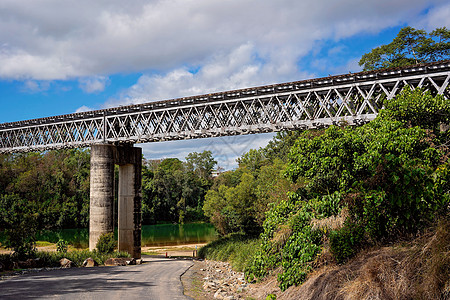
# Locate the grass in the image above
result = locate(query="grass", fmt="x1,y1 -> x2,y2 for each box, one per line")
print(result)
198,233 -> 260,272
35,241 -> 54,247
34,249 -> 131,266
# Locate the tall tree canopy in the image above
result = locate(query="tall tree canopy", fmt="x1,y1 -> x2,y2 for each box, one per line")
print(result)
359,26 -> 450,71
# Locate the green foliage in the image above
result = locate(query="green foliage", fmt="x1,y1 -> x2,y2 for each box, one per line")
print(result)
0,149 -> 90,231
96,233 -> 116,254
203,172 -> 259,235
380,86 -> 450,133
33,249 -> 130,266
246,88 -> 450,290
359,26 -> 450,71
56,239 -> 68,254
246,194 -> 340,291
0,194 -> 38,259
204,132 -> 300,237
141,150 -> 216,224
185,150 -> 217,179
198,233 -> 260,272
329,221 -> 365,264
266,294 -> 277,300
285,89 -> 448,241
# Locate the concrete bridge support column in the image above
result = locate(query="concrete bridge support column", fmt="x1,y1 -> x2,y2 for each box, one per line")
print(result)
89,144 -> 115,251
116,146 -> 142,259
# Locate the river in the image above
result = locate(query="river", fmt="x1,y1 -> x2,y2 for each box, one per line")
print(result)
1,223 -> 217,248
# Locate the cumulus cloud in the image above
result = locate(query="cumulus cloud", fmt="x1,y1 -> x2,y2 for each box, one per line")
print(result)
78,76 -> 110,93
0,0 -> 447,81
106,43 -> 312,106
414,2 -> 450,30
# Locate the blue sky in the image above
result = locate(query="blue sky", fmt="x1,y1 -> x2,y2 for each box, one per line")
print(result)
0,0 -> 449,169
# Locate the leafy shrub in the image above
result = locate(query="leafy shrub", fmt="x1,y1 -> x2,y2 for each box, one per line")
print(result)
34,249 -> 130,266
329,221 -> 365,263
96,233 -> 116,254
56,239 -> 68,253
0,194 -> 40,260
246,88 -> 450,291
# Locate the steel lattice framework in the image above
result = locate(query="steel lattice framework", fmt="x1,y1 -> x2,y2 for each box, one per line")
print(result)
1,60 -> 449,154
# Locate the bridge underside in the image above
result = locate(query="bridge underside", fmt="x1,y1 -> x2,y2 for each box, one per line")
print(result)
90,144 -> 141,258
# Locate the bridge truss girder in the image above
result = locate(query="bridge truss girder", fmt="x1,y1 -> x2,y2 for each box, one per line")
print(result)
0,61 -> 449,153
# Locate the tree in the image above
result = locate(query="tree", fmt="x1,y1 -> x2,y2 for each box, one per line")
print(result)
0,149 -> 90,231
185,151 -> 217,180
141,153 -> 216,224
203,172 -> 260,235
359,26 -> 450,71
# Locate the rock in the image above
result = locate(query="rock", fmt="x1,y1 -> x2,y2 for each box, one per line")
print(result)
33,258 -> 44,268
135,259 -> 143,265
18,259 -> 36,269
12,261 -> 19,270
104,258 -> 128,266
82,257 -> 98,267
59,258 -> 74,268
126,258 -> 136,265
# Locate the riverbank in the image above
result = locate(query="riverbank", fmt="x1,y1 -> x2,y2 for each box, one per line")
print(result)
0,243 -> 206,257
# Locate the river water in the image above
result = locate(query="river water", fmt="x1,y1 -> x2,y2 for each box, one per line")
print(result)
2,223 -> 218,249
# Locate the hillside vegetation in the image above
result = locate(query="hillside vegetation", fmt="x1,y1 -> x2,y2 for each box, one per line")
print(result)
200,86 -> 450,298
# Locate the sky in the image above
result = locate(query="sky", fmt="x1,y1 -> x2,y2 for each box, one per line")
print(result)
0,0 -> 449,170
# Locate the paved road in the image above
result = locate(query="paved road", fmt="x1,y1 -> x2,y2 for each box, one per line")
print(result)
0,256 -> 193,300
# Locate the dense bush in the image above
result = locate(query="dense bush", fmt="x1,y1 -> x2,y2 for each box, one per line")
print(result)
96,233 -> 116,254
56,239 -> 68,254
329,221 -> 365,264
246,193 -> 343,290
246,88 -> 450,290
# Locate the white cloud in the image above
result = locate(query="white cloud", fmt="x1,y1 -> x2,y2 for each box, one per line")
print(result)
78,76 -> 110,93
22,80 -> 51,93
75,105 -> 93,113
106,43 -> 312,107
413,3 -> 450,30
0,0 -> 447,81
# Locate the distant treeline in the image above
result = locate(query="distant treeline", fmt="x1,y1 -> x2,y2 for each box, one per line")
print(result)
0,149 -> 217,231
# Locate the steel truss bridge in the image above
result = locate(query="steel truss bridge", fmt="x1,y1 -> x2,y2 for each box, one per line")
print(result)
1,60 -> 449,154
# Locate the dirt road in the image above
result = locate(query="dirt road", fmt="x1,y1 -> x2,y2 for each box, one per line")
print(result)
0,256 -> 193,300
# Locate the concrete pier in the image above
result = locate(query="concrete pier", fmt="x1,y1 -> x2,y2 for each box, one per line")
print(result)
116,146 -> 142,259
89,144 -> 142,258
89,144 -> 115,251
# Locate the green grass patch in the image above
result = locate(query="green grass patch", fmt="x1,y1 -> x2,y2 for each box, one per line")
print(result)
34,249 -> 130,266
35,241 -> 54,247
198,233 -> 260,272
